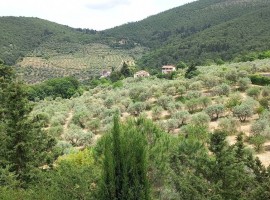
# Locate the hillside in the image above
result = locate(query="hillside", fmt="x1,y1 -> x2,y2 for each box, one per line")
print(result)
0,17 -> 99,65
104,0 -> 270,68
1,0 -> 270,81
0,17 -> 144,82
31,58 -> 270,166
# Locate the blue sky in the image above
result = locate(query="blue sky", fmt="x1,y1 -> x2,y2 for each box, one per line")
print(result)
0,0 -> 196,30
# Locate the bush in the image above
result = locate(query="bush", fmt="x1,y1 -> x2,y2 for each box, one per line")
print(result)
261,85 -> 270,97
180,124 -> 209,141
249,135 -> 266,152
246,87 -> 261,99
249,74 -> 270,86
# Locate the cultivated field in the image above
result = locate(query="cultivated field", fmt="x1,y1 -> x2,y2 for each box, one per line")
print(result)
15,43 -> 144,83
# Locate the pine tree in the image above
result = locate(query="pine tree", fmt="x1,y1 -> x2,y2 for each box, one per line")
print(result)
120,62 -> 132,77
0,64 -> 56,186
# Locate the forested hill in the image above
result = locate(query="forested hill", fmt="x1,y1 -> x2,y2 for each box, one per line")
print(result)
0,17 -> 99,65
1,0 -> 270,70
104,0 -> 270,68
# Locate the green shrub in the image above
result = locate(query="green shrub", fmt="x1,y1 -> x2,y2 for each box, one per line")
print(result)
249,135 -> 266,152
249,74 -> 270,86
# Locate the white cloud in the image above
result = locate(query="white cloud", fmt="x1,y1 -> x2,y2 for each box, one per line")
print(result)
86,0 -> 131,10
0,0 -> 196,30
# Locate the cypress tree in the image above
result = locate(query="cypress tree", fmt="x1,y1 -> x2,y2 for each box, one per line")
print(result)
101,116 -> 150,200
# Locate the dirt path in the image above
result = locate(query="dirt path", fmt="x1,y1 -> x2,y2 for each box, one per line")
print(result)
91,134 -> 102,145
256,151 -> 270,167
63,110 -> 74,135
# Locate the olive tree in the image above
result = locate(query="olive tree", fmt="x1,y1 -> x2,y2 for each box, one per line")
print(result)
251,119 -> 270,138
166,86 -> 177,96
177,85 -> 186,97
226,92 -> 243,110
218,117 -> 239,135
185,98 -> 200,113
64,124 -> 93,146
152,106 -> 164,121
262,85 -> 270,97
157,95 -> 174,110
238,77 -> 251,91
246,87 -> 261,99
167,119 -> 179,132
186,90 -> 202,99
190,112 -> 210,127
128,102 -> 146,116
212,83 -> 231,96
172,110 -> 190,126
189,81 -> 203,90
233,104 -> 253,122
205,104 -> 225,120
198,96 -> 212,108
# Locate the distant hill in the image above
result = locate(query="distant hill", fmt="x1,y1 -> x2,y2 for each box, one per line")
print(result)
0,17 -> 142,82
104,0 -> 270,68
0,17 -> 98,65
1,0 -> 270,80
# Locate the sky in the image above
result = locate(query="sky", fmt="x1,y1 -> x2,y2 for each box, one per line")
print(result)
0,0 -> 196,30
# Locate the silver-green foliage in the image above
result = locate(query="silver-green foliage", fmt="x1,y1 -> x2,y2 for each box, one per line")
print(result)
205,104 -> 225,120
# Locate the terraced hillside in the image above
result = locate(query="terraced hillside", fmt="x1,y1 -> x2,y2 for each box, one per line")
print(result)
15,43 -> 143,83
0,17 -> 145,83
31,58 -> 270,166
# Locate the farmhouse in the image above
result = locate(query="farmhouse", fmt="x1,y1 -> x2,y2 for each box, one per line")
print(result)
162,65 -> 176,74
100,70 -> 111,78
134,70 -> 150,78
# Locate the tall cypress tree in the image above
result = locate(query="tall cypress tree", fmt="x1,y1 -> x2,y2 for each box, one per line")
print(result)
0,63 -> 56,186
101,116 -> 150,200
